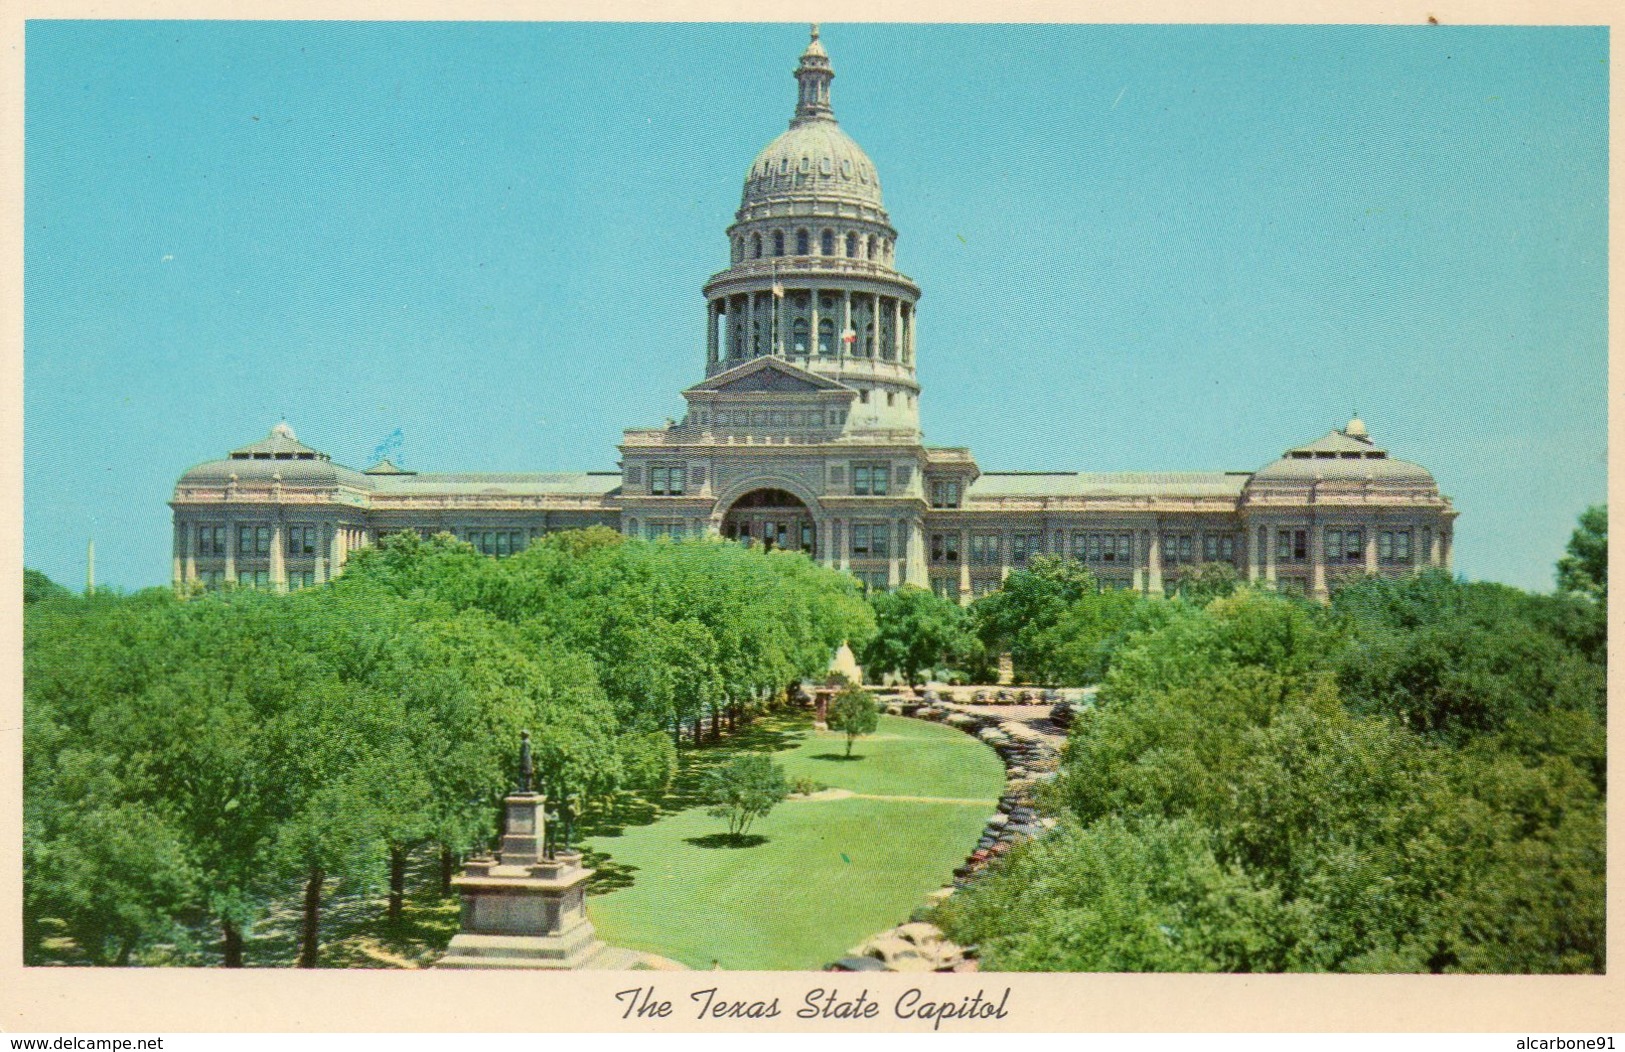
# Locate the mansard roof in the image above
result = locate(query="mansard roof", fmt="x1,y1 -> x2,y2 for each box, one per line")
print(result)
684,355 -> 855,396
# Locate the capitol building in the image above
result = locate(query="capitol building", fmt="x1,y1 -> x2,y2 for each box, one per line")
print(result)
170,27 -> 1458,604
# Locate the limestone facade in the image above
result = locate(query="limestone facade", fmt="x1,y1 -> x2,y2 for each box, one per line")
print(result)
169,28 -> 1457,604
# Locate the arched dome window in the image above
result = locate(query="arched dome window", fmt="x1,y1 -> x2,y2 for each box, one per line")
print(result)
792,318 -> 809,353
796,229 -> 810,255
821,229 -> 835,255
773,231 -> 785,257
863,320 -> 875,357
751,233 -> 762,259
866,235 -> 878,260
818,318 -> 835,355
845,232 -> 858,258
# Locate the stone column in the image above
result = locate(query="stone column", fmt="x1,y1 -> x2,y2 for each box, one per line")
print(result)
223,515 -> 237,585
841,291 -> 852,360
872,292 -> 883,358
1442,527 -> 1453,572
1265,524 -> 1278,586
836,518 -> 849,572
330,523 -> 345,578
270,521 -> 287,593
897,295 -> 910,362
773,286 -> 784,357
887,518 -> 902,588
1310,522 -> 1327,599
810,289 -> 821,357
183,522 -> 196,586
1147,527 -> 1163,596
1364,524 -> 1378,575
1247,523 -> 1261,583
905,517 -> 927,588
958,529 -> 972,606
907,303 -> 917,362
707,301 -> 719,367
172,521 -> 186,589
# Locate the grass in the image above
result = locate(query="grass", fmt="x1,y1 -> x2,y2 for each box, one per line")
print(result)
581,712 -> 1004,970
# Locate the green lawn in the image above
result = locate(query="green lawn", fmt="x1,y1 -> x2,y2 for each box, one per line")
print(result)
582,713 -> 1004,970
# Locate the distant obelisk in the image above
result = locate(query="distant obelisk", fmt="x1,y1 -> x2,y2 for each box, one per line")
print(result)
85,538 -> 95,596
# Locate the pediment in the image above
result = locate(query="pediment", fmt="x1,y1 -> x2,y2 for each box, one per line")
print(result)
685,356 -> 854,397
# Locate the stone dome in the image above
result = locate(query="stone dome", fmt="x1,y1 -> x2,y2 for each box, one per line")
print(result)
742,120 -> 883,210
740,25 -> 884,211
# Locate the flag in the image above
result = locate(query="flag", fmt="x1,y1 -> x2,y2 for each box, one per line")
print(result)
841,327 -> 856,344
771,265 -> 784,299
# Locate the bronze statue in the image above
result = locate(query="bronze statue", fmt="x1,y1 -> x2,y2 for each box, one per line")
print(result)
518,729 -> 535,794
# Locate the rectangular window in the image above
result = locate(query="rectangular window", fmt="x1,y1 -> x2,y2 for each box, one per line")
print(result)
1075,532 -> 1132,564
197,524 -> 228,556
286,525 -> 317,556
970,534 -> 1000,565
851,524 -> 871,556
1277,529 -> 1308,563
1203,534 -> 1235,562
871,524 -> 890,558
972,578 -> 999,599
650,465 -> 686,496
929,479 -> 962,508
1380,530 -> 1413,563
852,463 -> 890,496
930,532 -> 960,563
931,577 -> 957,601
644,522 -> 686,541
1161,534 -> 1194,566
287,571 -> 316,591
857,570 -> 889,592
1011,533 -> 1043,564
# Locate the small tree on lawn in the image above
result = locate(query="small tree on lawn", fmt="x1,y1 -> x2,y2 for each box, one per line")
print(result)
702,753 -> 788,840
827,685 -> 879,758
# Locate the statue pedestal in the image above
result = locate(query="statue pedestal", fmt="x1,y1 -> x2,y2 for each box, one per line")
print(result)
436,793 -> 608,970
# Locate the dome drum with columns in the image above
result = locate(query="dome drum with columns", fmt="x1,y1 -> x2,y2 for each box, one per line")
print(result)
169,28 -> 1457,604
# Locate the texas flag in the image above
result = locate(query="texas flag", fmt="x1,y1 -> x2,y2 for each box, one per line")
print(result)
841,327 -> 856,345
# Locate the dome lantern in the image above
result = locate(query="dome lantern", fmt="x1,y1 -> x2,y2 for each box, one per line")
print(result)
793,24 -> 835,125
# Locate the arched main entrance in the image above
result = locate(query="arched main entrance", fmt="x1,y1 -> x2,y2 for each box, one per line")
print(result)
721,488 -> 817,554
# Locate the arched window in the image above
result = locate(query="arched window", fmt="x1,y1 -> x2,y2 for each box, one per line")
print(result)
792,318 -> 809,353
867,235 -> 878,260
863,321 -> 875,357
773,231 -> 785,257
846,232 -> 859,258
752,321 -> 763,355
818,318 -> 835,355
750,233 -> 762,259
796,229 -> 810,255
732,324 -> 745,359
821,229 -> 835,255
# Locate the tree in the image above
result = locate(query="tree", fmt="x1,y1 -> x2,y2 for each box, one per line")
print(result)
860,585 -> 969,686
701,753 -> 788,839
972,557 -> 1098,682
24,568 -> 70,604
1177,562 -> 1240,605
1556,504 -> 1606,602
826,685 -> 879,758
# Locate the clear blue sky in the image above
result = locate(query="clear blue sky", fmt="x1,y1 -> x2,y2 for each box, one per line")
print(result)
24,22 -> 1608,593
